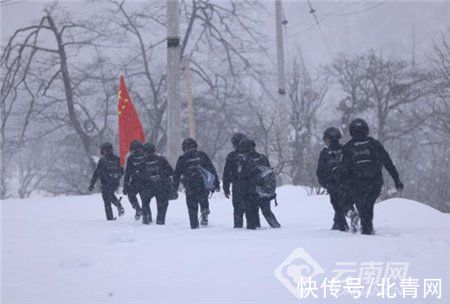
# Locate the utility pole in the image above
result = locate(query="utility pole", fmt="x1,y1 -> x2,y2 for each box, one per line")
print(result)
275,0 -> 289,170
412,24 -> 416,69
183,58 -> 196,139
166,0 -> 181,165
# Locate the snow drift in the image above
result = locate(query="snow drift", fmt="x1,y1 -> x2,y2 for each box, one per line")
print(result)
2,185 -> 449,303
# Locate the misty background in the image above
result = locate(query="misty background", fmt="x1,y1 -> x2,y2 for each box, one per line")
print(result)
1,0 -> 449,212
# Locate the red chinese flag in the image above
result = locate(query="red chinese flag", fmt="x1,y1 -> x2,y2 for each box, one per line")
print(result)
118,75 -> 146,165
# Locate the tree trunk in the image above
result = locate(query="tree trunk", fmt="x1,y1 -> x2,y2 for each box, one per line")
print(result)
46,15 -> 95,169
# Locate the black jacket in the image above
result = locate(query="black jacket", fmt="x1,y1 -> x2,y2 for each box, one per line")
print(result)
90,153 -> 123,187
173,149 -> 219,191
316,142 -> 344,192
341,136 -> 401,187
222,150 -> 242,195
123,150 -> 146,190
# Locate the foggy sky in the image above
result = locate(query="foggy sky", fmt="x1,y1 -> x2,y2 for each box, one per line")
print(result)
1,0 -> 449,69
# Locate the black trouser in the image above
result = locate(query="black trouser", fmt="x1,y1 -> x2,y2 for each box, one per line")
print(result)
244,193 -> 279,229
141,185 -> 169,224
101,183 -> 122,220
232,188 -> 246,228
329,190 -> 348,228
233,188 -> 260,228
258,199 -> 280,228
127,184 -> 142,211
185,188 -> 209,229
351,182 -> 382,234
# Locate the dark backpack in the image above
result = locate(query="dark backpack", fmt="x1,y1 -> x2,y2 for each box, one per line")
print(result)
184,154 -> 203,182
144,158 -> 163,182
255,165 -> 277,200
350,138 -> 381,178
325,147 -> 343,184
103,157 -> 122,182
130,154 -> 147,181
239,153 -> 277,200
184,153 -> 216,191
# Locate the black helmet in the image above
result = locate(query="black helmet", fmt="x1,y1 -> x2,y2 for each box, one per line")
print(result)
100,142 -> 113,155
182,138 -> 198,152
323,127 -> 342,142
349,118 -> 369,139
238,138 -> 256,153
143,142 -> 156,154
231,133 -> 246,148
130,140 -> 143,152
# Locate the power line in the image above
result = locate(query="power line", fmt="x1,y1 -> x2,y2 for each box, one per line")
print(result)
325,0 -> 389,16
307,0 -> 333,58
0,0 -> 27,7
289,1 -> 361,28
287,0 -> 390,38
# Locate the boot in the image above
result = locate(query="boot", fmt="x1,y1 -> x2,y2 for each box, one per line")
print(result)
156,207 -> 167,225
338,222 -> 349,232
135,208 -> 142,221
347,210 -> 360,233
200,209 -> 210,226
331,222 -> 340,230
255,213 -> 261,228
105,205 -> 114,221
233,213 -> 243,228
142,210 -> 152,225
265,213 -> 281,228
189,212 -> 199,229
361,228 -> 375,235
117,204 -> 125,217
268,217 -> 281,228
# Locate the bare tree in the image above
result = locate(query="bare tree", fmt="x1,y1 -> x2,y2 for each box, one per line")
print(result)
326,54 -> 371,138
362,52 -> 428,143
288,58 -> 326,186
428,31 -> 450,138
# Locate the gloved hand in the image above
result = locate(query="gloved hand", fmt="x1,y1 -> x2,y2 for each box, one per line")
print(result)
123,187 -> 128,195
395,181 -> 404,192
224,188 -> 230,199
88,184 -> 94,191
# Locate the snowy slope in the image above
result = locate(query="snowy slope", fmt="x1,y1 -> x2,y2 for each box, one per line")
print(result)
2,186 -> 450,303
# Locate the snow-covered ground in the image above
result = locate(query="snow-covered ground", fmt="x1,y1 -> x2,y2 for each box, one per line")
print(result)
2,186 -> 450,303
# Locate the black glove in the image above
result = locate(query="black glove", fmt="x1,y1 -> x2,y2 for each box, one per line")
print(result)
395,181 -> 404,192
88,184 -> 94,191
123,187 -> 128,195
224,187 -> 230,199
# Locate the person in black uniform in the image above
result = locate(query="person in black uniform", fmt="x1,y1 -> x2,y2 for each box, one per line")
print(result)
316,127 -> 358,231
341,118 -> 404,235
89,142 -> 125,221
173,138 -> 220,229
123,140 -> 145,220
223,133 -> 261,228
140,142 -> 174,225
237,138 -> 280,230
